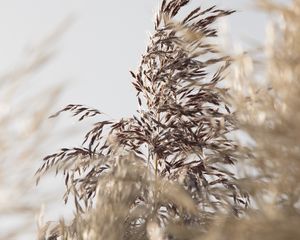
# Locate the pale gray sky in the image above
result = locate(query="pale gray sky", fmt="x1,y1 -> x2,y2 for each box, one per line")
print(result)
0,0 -> 272,119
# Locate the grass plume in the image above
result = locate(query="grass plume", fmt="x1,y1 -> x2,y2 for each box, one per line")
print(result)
35,0 -> 300,239
37,1 -> 248,239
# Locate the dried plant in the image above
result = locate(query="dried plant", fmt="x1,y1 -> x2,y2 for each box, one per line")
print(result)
0,19 -> 73,239
232,0 -> 300,217
37,1 -> 249,239
198,0 -> 300,239
0,42 -> 62,240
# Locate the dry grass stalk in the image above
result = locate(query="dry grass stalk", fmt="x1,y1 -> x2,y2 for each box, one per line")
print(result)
37,1 -> 249,239
0,19 -> 72,239
200,0 -> 300,239
0,45 -> 62,240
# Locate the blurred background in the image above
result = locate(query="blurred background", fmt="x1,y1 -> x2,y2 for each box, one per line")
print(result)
0,0 -> 287,239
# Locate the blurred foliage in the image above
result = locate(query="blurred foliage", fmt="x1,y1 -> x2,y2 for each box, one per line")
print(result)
0,21 -> 70,239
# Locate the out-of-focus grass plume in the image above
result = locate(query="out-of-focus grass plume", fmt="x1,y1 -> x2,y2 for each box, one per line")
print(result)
0,20 -> 72,239
214,0 -> 300,239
